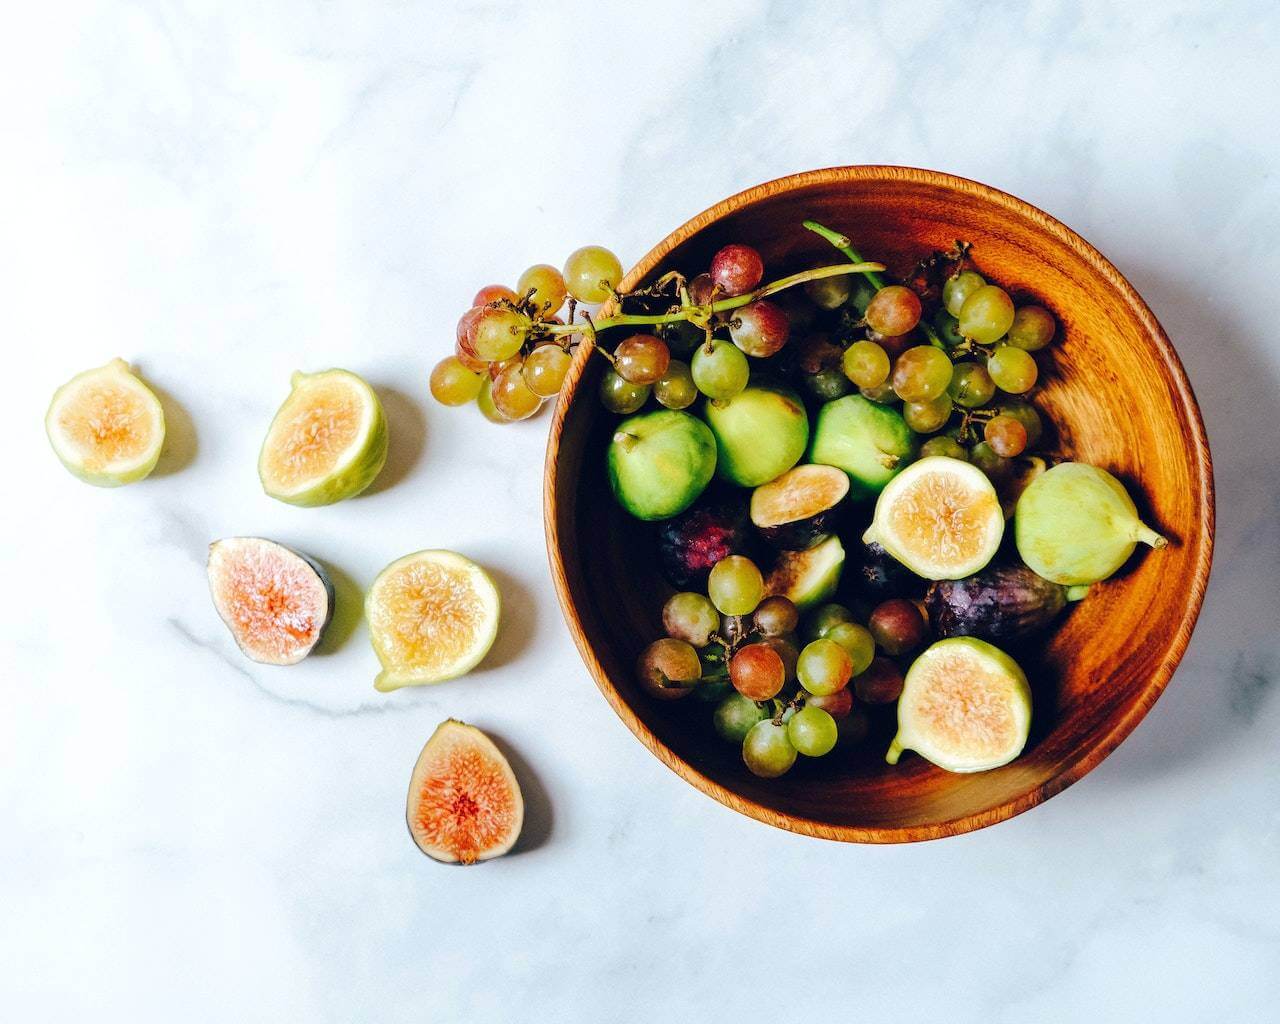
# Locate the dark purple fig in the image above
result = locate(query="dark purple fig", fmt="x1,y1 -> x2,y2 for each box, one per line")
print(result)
750,464 -> 849,550
852,539 -> 926,600
925,563 -> 1087,643
657,499 -> 751,589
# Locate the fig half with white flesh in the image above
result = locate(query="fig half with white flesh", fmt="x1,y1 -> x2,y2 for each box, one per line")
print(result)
763,534 -> 845,610
863,456 -> 1004,580
887,637 -> 1032,773
750,464 -> 849,550
45,358 -> 165,486
207,537 -> 334,665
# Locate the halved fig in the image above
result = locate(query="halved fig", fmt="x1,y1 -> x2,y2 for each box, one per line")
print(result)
258,368 -> 388,507
750,464 -> 849,550
407,719 -> 523,864
366,550 -> 501,691
863,456 -> 1004,580
45,358 -> 165,486
763,534 -> 845,610
886,637 -> 1032,773
207,537 -> 334,665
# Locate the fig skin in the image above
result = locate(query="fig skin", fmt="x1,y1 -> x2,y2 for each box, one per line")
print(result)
657,499 -> 752,589
852,540 -> 926,600
925,563 -> 1086,644
751,465 -> 850,551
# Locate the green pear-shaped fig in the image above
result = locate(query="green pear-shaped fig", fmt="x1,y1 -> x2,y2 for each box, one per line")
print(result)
1014,462 -> 1167,585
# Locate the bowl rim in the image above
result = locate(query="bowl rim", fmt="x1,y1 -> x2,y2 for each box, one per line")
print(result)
543,164 -> 1216,843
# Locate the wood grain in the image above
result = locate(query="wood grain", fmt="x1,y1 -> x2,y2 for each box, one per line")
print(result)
543,166 -> 1215,843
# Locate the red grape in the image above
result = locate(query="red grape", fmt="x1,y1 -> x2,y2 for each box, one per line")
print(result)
729,300 -> 790,357
868,599 -> 927,655
853,657 -> 904,704
865,285 -> 922,336
710,244 -> 764,297
729,642 -> 785,701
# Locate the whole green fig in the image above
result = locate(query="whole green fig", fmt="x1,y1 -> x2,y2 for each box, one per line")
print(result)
1014,462 -> 1167,585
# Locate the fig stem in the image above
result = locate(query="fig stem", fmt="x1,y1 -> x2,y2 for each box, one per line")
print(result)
1135,523 -> 1168,549
612,431 -> 639,452
885,736 -> 904,765
1065,585 -> 1090,602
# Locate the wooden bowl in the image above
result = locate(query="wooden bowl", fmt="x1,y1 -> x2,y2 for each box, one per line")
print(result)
544,166 -> 1214,843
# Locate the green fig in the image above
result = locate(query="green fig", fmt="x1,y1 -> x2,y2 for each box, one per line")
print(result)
1014,462 -> 1167,585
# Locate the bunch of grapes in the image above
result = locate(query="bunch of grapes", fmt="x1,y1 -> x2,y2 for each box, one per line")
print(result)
429,245 -> 626,422
638,551 -> 937,779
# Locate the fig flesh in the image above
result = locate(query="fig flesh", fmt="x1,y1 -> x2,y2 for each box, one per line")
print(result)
657,499 -> 751,589
1014,462 -> 1167,585
207,537 -> 333,665
925,562 -> 1087,643
764,535 -> 845,610
45,358 -> 165,487
407,720 -> 523,864
750,464 -> 849,550
887,637 -> 1031,773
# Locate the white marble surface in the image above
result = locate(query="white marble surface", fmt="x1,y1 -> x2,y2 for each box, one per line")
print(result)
3,1 -> 1279,1020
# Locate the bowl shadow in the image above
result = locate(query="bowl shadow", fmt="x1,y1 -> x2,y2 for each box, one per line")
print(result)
366,386 -> 427,495
1092,260 -> 1279,784
148,381 -> 197,477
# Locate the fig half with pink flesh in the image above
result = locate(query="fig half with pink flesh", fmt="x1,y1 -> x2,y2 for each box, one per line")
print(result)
207,537 -> 334,666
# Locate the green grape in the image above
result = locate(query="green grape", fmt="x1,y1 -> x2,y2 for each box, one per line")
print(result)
490,361 -> 542,421
691,339 -> 749,400
947,361 -> 996,408
707,555 -> 764,616
806,602 -> 853,640
842,340 -> 891,388
742,719 -> 797,778
476,376 -> 509,423
599,370 -> 650,413
804,272 -> 852,310
660,319 -> 703,358
455,307 -> 488,371
516,264 -> 568,319
653,359 -> 697,409
984,414 -> 1028,457
662,591 -> 720,647
996,399 -> 1043,447
797,637 -> 853,696
714,693 -> 768,744
958,284 -> 1015,343
472,307 -> 531,361
903,394 -> 953,433
892,345 -> 954,403
824,621 -> 875,676
429,356 -> 483,406
865,285 -> 922,336
753,595 -> 799,637
729,643 -> 785,701
847,279 -> 877,314
921,435 -> 968,460
988,345 -> 1039,393
636,638 -> 701,701
614,334 -> 671,385
943,270 -> 985,317
970,441 -> 1012,480
804,366 -> 853,402
563,245 -> 623,303
1007,304 -> 1056,351
860,380 -> 900,405
932,308 -> 965,347
788,705 -> 838,757
523,344 -> 572,398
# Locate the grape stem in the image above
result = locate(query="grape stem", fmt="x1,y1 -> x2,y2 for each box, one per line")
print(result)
539,262 -> 884,341
802,219 -> 945,349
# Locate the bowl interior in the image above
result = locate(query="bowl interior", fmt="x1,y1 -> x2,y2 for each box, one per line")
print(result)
545,167 -> 1213,842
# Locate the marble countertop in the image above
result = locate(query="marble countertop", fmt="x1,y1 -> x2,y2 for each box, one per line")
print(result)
4,2 -> 1278,1020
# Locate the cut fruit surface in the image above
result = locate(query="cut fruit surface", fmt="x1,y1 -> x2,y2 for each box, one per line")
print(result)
887,637 -> 1032,773
750,464 -> 849,550
258,369 -> 388,506
366,550 -> 501,691
207,537 -> 333,665
764,534 -> 845,610
407,720 -> 523,864
45,358 -> 165,486
863,456 -> 1004,581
